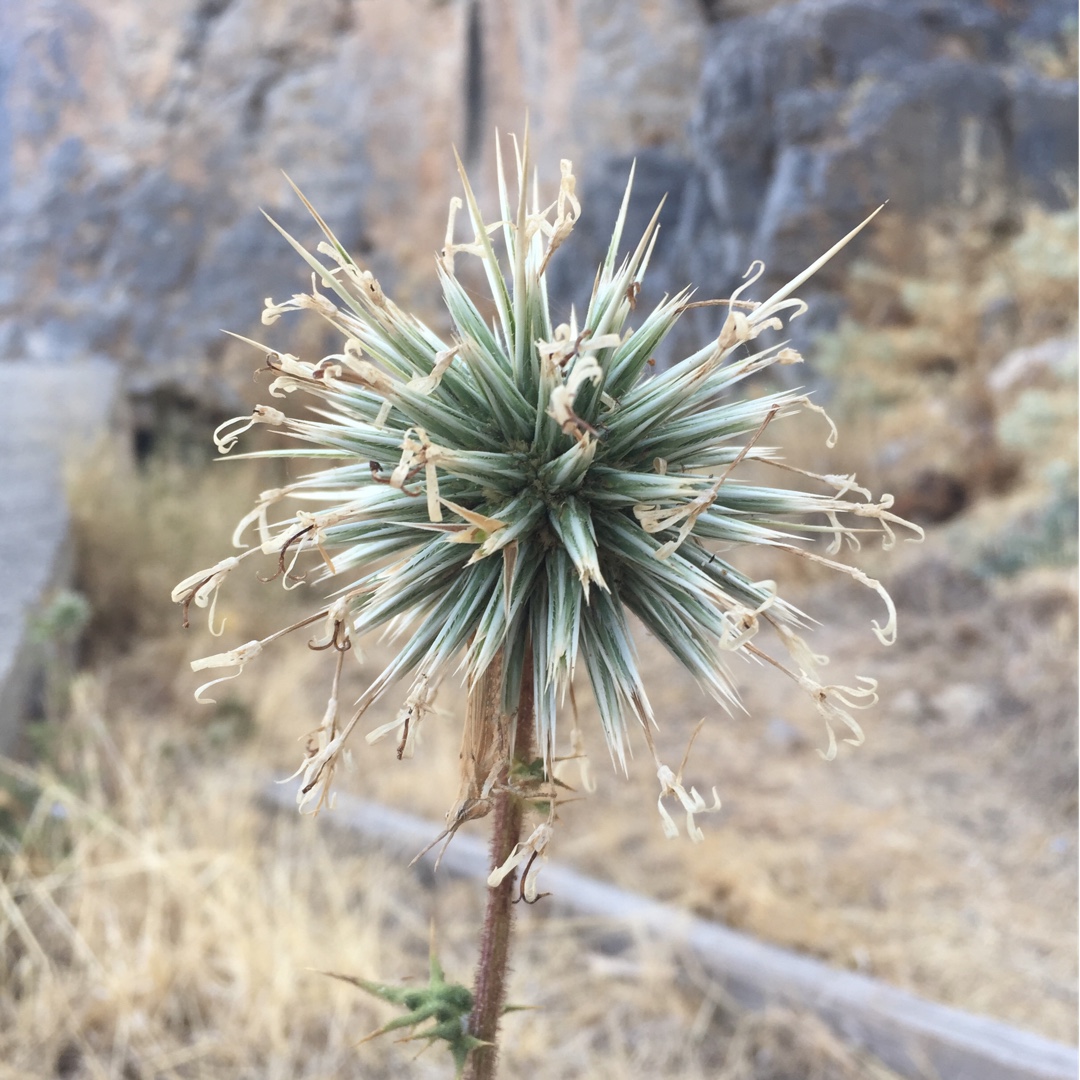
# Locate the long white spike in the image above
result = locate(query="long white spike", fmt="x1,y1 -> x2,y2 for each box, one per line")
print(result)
750,204 -> 885,324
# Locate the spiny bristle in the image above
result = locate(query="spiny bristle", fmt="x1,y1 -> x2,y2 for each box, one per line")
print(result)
175,136 -> 920,833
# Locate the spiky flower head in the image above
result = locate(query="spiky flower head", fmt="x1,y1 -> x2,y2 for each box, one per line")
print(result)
174,136 -> 918,832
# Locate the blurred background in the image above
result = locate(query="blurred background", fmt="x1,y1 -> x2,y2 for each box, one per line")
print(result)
0,1 -> 1076,1077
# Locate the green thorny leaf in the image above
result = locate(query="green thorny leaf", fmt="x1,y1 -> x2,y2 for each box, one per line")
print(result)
175,133 -> 922,852
321,936 -> 488,1076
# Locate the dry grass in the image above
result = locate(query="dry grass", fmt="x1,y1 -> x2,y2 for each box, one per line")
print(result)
1,668 -> 900,1079
1,681 -> 422,1079
811,207 -> 1078,509
299,550 -> 1077,1043
3,204 -> 1076,1075
0,430 -> 913,1079
0,434 -> 915,1075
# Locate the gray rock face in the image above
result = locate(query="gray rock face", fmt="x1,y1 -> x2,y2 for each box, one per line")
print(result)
0,0 -> 1074,392
564,0 -> 1077,351
0,358 -> 120,753
1,0 -> 708,398
0,0 -> 392,392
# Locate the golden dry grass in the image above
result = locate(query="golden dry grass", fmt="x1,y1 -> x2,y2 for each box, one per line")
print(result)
13,416 -> 1069,1077
0,428 -> 920,1079
1,662 -> 902,1079
813,207 -> 1078,503
277,546 -> 1077,1043
3,204 -> 1075,1076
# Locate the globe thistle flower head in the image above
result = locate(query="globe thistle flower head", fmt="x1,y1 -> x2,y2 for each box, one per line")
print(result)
174,135 -> 920,830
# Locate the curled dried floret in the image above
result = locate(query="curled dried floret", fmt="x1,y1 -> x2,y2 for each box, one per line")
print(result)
800,675 -> 879,761
171,555 -> 247,634
191,639 -> 264,703
283,651 -> 348,814
487,821 -> 553,902
214,406 -> 287,454
655,763 -> 722,843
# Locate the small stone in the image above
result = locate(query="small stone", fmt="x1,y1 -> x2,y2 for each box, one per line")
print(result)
764,717 -> 807,752
890,688 -> 925,722
931,683 -> 994,726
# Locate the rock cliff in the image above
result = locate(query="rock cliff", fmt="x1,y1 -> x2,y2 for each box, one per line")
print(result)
557,0 -> 1077,349
1,0 -> 1075,398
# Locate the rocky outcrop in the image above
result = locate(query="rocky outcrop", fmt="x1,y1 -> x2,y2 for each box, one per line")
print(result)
0,0 -> 1074,396
1,0 -> 381,390
560,0 -> 1078,348
0,0 -> 704,400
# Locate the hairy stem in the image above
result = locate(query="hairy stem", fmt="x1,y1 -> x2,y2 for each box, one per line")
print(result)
464,653 -> 535,1080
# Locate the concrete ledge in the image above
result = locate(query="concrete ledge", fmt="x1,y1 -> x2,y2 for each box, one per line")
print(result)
262,782 -> 1079,1080
0,359 -> 121,754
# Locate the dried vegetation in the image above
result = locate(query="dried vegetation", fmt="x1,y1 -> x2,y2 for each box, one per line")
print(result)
1,206 -> 1075,1074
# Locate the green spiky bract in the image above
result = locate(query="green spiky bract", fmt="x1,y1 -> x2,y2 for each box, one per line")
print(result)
323,947 -> 485,1076
176,135 -> 916,820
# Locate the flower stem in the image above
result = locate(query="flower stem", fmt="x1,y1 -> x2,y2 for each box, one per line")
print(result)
464,654 -> 535,1080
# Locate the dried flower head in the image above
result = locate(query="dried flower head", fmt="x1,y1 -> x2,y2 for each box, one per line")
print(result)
175,135 -> 919,832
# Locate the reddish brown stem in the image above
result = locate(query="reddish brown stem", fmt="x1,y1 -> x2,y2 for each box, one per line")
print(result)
464,655 -> 535,1080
